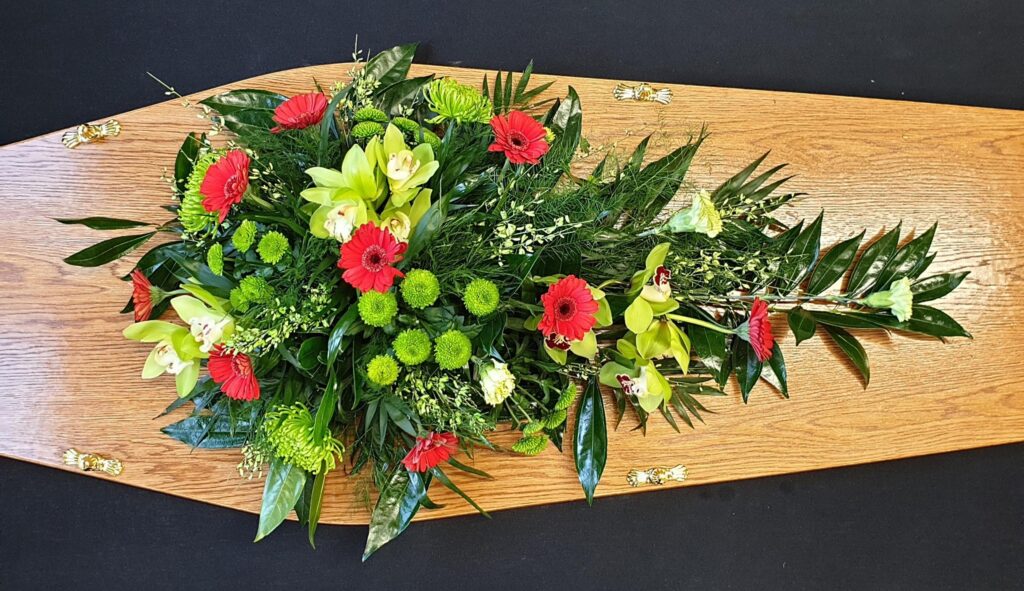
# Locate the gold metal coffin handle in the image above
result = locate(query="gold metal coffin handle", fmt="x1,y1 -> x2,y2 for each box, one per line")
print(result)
627,464 -> 687,487
62,448 -> 123,476
61,119 -> 121,149
613,82 -> 673,105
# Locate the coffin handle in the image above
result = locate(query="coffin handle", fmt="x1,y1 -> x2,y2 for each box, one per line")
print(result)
62,448 -> 123,476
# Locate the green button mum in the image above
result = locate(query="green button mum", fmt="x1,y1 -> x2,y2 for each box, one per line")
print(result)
366,354 -> 399,386
358,291 -> 398,327
257,231 -> 289,264
393,328 -> 432,365
232,219 -> 257,253
463,278 -> 500,316
239,275 -> 274,303
400,269 -> 440,309
434,329 -> 472,370
206,243 -> 224,276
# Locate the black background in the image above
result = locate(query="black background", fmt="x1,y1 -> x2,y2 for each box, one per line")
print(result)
1,1 -> 1022,589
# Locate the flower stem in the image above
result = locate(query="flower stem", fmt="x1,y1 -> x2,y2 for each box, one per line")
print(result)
665,314 -> 734,335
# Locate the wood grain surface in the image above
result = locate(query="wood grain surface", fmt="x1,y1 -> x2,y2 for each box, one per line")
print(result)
1,63 -> 1022,526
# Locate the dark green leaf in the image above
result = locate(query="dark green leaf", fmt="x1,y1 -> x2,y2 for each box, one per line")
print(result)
787,306 -> 817,345
872,223 -> 937,292
904,305 -> 971,338
377,74 -> 433,115
447,457 -> 493,479
846,224 -> 901,295
778,212 -> 823,293
911,272 -> 969,303
810,310 -> 889,330
64,232 -> 156,267
763,343 -> 789,397
254,459 -> 306,541
297,336 -> 327,370
363,469 -> 426,559
327,305 -> 359,367
430,467 -> 490,516
806,231 -> 864,295
55,217 -> 151,230
363,43 -> 418,90
312,379 -> 338,442
200,90 -> 287,135
160,413 -> 250,448
732,339 -> 762,403
174,132 -> 204,193
573,376 -> 607,505
307,464 -> 328,547
822,325 -> 870,387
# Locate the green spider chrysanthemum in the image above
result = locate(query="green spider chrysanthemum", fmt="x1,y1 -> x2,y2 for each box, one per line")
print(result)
228,287 -> 250,312
554,383 -> 577,411
358,291 -> 398,327
351,121 -> 385,139
264,403 -> 344,474
239,275 -> 273,303
463,278 -> 500,316
354,106 -> 388,123
425,78 -> 494,125
256,231 -> 289,264
232,219 -> 257,253
511,435 -> 548,456
179,150 -> 221,233
206,243 -> 224,276
400,269 -> 440,309
393,329 -> 432,366
434,329 -> 472,370
366,354 -> 399,386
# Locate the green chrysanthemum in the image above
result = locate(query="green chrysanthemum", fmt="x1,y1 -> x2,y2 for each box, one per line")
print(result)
366,354 -> 399,386
418,129 -> 442,153
232,219 -> 257,253
393,329 -> 432,366
358,291 -> 398,327
206,243 -> 224,276
351,121 -> 384,139
179,150 -> 221,233
463,278 -> 500,316
354,106 -> 388,123
425,78 -> 493,124
264,403 -> 344,474
434,329 -> 472,370
554,383 -> 577,411
400,269 -> 440,309
511,435 -> 548,456
228,287 -> 250,312
523,421 -> 545,436
256,231 -> 289,264
544,409 -> 568,429
391,116 -> 421,134
239,275 -> 273,303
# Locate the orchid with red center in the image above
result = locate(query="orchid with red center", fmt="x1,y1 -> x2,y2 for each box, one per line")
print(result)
200,150 -> 250,223
488,110 -> 549,165
271,92 -> 329,133
538,275 -> 599,342
338,223 -> 406,293
208,345 -> 260,402
741,297 -> 775,362
401,432 -> 459,473
130,269 -> 157,322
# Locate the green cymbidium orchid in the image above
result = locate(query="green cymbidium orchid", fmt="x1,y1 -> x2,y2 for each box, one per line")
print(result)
663,189 -> 723,237
123,321 -> 202,397
302,143 -> 385,240
372,125 -> 439,207
171,294 -> 235,354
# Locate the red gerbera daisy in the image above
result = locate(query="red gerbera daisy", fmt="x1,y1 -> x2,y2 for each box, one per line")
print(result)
129,269 -> 156,322
401,432 -> 459,473
271,92 -> 329,134
338,223 -> 406,293
208,345 -> 260,402
488,110 -> 549,165
200,150 -> 250,223
538,275 -> 599,342
744,297 -> 775,362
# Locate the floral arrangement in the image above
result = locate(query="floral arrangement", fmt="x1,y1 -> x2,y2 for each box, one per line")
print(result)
62,44 -> 969,557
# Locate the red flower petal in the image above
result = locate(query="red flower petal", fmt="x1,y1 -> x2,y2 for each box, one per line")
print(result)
489,110 -> 549,166
401,432 -> 459,473
200,150 -> 250,223
747,298 -> 775,362
538,275 -> 598,342
271,92 -> 329,133
208,345 -> 261,402
338,223 -> 405,293
130,269 -> 154,322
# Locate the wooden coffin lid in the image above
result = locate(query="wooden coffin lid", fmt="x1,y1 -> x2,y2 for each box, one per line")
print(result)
0,64 -> 1022,525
